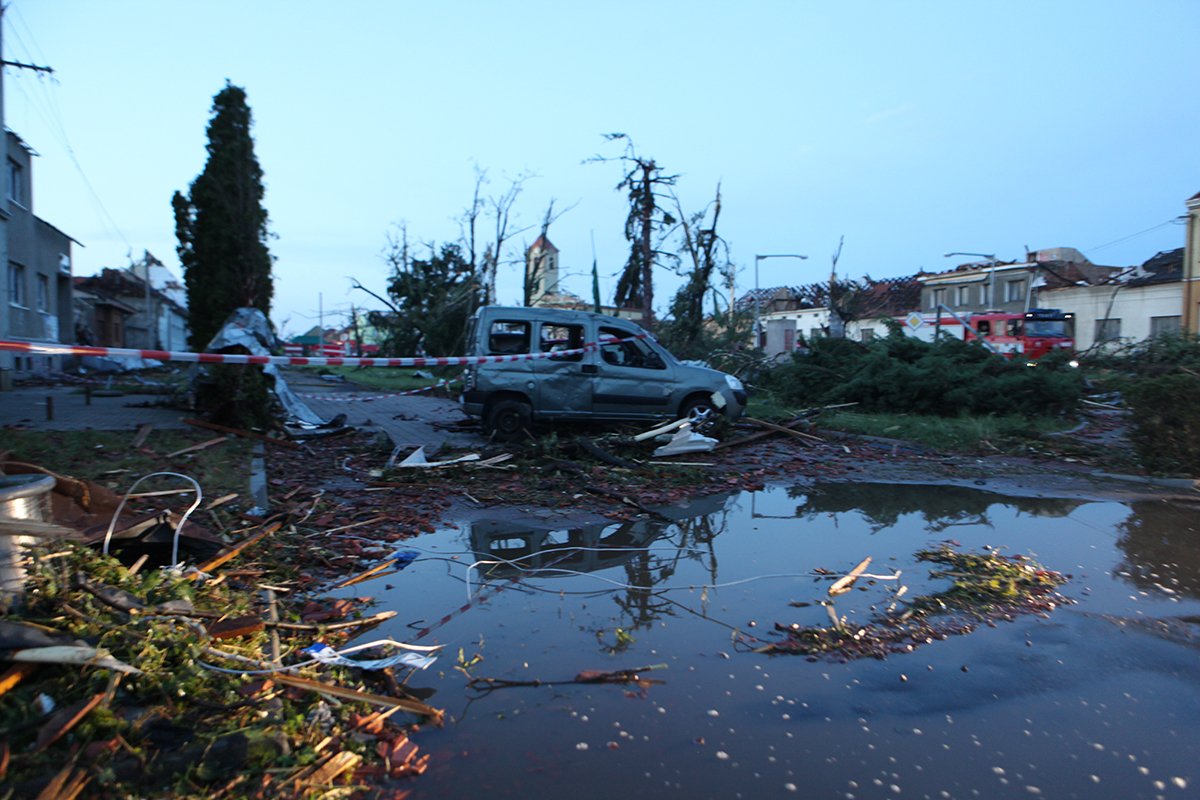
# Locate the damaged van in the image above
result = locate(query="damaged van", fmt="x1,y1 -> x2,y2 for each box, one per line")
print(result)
460,306 -> 748,440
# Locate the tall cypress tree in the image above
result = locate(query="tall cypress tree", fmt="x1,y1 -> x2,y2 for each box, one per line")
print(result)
174,81 -> 274,351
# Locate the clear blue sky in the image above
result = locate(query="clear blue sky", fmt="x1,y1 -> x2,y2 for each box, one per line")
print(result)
6,0 -> 1197,338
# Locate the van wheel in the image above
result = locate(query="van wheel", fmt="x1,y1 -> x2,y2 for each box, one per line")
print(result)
679,394 -> 718,431
485,398 -> 532,441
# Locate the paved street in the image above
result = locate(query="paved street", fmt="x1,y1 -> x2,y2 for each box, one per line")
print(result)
0,371 -> 483,453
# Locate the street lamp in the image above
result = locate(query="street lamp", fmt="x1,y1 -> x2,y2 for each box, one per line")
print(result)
944,251 -> 998,310
754,253 -> 807,349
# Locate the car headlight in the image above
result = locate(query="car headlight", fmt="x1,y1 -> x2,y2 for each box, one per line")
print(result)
724,374 -> 744,392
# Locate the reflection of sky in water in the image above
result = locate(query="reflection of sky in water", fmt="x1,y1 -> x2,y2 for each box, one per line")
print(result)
342,484 -> 1199,800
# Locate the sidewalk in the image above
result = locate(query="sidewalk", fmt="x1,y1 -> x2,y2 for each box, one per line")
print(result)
0,375 -> 484,453
0,386 -> 189,432
282,370 -> 483,452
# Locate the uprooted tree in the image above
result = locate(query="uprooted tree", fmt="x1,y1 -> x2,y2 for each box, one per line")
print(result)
173,81 -> 276,427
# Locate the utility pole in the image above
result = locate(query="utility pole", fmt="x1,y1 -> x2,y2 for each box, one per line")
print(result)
828,236 -> 845,338
0,8 -> 55,376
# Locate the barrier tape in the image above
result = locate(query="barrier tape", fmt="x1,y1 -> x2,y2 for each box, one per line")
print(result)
1,333 -> 651,370
0,339 -> 597,369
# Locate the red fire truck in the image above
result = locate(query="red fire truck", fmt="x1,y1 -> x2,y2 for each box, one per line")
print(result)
904,308 -> 1075,362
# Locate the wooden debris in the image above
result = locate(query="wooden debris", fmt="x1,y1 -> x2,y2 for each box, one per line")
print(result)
272,673 -> 444,723
0,663 -> 39,698
289,750 -> 362,792
34,692 -> 105,752
204,615 -> 266,640
33,762 -> 90,800
183,417 -> 303,449
828,556 -> 872,597
714,416 -> 813,451
743,417 -> 825,444
165,435 -> 230,459
192,520 -> 282,576
10,645 -> 142,675
204,492 -> 239,510
130,423 -> 154,448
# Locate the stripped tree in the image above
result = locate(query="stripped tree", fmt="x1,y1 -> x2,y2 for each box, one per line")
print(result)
591,134 -> 677,328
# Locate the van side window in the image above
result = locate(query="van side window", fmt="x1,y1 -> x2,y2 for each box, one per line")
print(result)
539,324 -> 584,362
1006,319 -> 1021,337
599,326 -> 665,370
975,320 -> 991,336
488,321 -> 531,355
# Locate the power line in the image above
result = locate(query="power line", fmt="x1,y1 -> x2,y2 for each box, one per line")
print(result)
1084,218 -> 1182,255
3,15 -> 133,256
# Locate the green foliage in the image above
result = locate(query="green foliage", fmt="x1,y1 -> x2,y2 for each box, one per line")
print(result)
1126,371 -> 1200,474
815,410 -> 1071,451
174,82 -> 274,352
372,242 -> 482,356
1087,333 -> 1200,475
757,330 -> 1083,417
194,363 -> 276,429
656,309 -> 756,371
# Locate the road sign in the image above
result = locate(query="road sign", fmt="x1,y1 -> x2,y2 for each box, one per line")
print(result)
905,312 -> 924,331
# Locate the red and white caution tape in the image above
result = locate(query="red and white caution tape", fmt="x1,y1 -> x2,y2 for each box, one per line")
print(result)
0,340 -> 594,369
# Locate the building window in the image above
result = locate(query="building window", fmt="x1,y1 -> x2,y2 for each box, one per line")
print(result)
36,274 -> 50,311
8,262 -> 26,306
1150,316 -> 1181,338
957,286 -> 971,307
7,159 -> 23,205
1095,318 -> 1121,343
931,287 -> 946,310
860,328 -> 876,342
981,283 -> 991,307
1005,279 -> 1026,303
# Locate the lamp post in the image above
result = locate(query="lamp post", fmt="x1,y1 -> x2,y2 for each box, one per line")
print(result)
944,251 -> 997,310
754,253 -> 807,349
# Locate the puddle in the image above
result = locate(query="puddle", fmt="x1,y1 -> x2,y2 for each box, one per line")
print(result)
337,483 -> 1200,799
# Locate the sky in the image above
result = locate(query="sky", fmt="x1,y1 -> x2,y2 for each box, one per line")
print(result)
5,0 -> 1198,339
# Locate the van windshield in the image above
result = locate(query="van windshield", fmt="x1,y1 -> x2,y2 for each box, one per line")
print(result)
599,326 -> 668,370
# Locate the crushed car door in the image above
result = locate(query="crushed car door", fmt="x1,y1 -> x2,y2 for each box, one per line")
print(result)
529,321 -> 592,418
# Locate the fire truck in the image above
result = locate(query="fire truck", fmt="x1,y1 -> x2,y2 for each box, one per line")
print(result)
902,308 -> 1075,362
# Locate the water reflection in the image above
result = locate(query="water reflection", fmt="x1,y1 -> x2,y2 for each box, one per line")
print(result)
1114,499 -> 1200,599
465,494 -> 737,633
786,482 -> 1087,533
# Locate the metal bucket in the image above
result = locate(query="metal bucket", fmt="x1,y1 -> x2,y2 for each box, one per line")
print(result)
0,473 -> 57,601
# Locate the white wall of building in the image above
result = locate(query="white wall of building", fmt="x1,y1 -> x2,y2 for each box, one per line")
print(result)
1040,282 -> 1182,351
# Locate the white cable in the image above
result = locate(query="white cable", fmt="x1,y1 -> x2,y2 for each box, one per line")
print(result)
102,472 -> 202,565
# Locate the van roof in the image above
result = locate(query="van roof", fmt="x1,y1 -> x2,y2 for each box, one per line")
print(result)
475,305 -> 644,328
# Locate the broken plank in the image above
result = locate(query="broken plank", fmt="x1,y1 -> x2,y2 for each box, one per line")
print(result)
165,435 -> 230,459
183,417 -> 302,449
743,417 -> 825,443
714,416 -> 811,451
272,673 -> 444,722
131,423 -> 154,448
204,615 -> 267,639
289,750 -> 362,791
828,556 -> 873,597
192,520 -> 283,576
0,663 -> 38,698
34,692 -> 105,752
